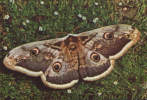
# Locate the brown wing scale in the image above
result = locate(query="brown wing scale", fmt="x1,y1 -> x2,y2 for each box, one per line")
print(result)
3,24 -> 140,89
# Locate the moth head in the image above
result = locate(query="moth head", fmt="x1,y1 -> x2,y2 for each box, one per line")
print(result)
3,24 -> 140,89
3,41 -> 79,89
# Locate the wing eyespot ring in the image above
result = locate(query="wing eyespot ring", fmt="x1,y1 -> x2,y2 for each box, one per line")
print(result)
52,62 -> 62,72
103,32 -> 114,40
30,47 -> 40,55
90,52 -> 100,62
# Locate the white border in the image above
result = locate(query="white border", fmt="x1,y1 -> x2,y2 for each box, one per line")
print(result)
83,60 -> 115,81
109,28 -> 140,60
3,24 -> 141,89
3,56 -> 79,89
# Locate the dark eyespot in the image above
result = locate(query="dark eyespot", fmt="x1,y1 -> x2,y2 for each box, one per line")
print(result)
90,52 -> 100,62
103,32 -> 114,40
52,62 -> 62,72
31,47 -> 40,55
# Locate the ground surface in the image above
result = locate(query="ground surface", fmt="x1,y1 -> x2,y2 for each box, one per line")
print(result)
0,0 -> 147,100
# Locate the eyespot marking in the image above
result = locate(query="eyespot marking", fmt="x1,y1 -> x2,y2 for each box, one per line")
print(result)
30,47 -> 40,56
103,32 -> 114,40
52,62 -> 62,72
90,52 -> 100,62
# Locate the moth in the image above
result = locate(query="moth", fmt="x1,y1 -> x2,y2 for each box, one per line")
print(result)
3,24 -> 140,89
